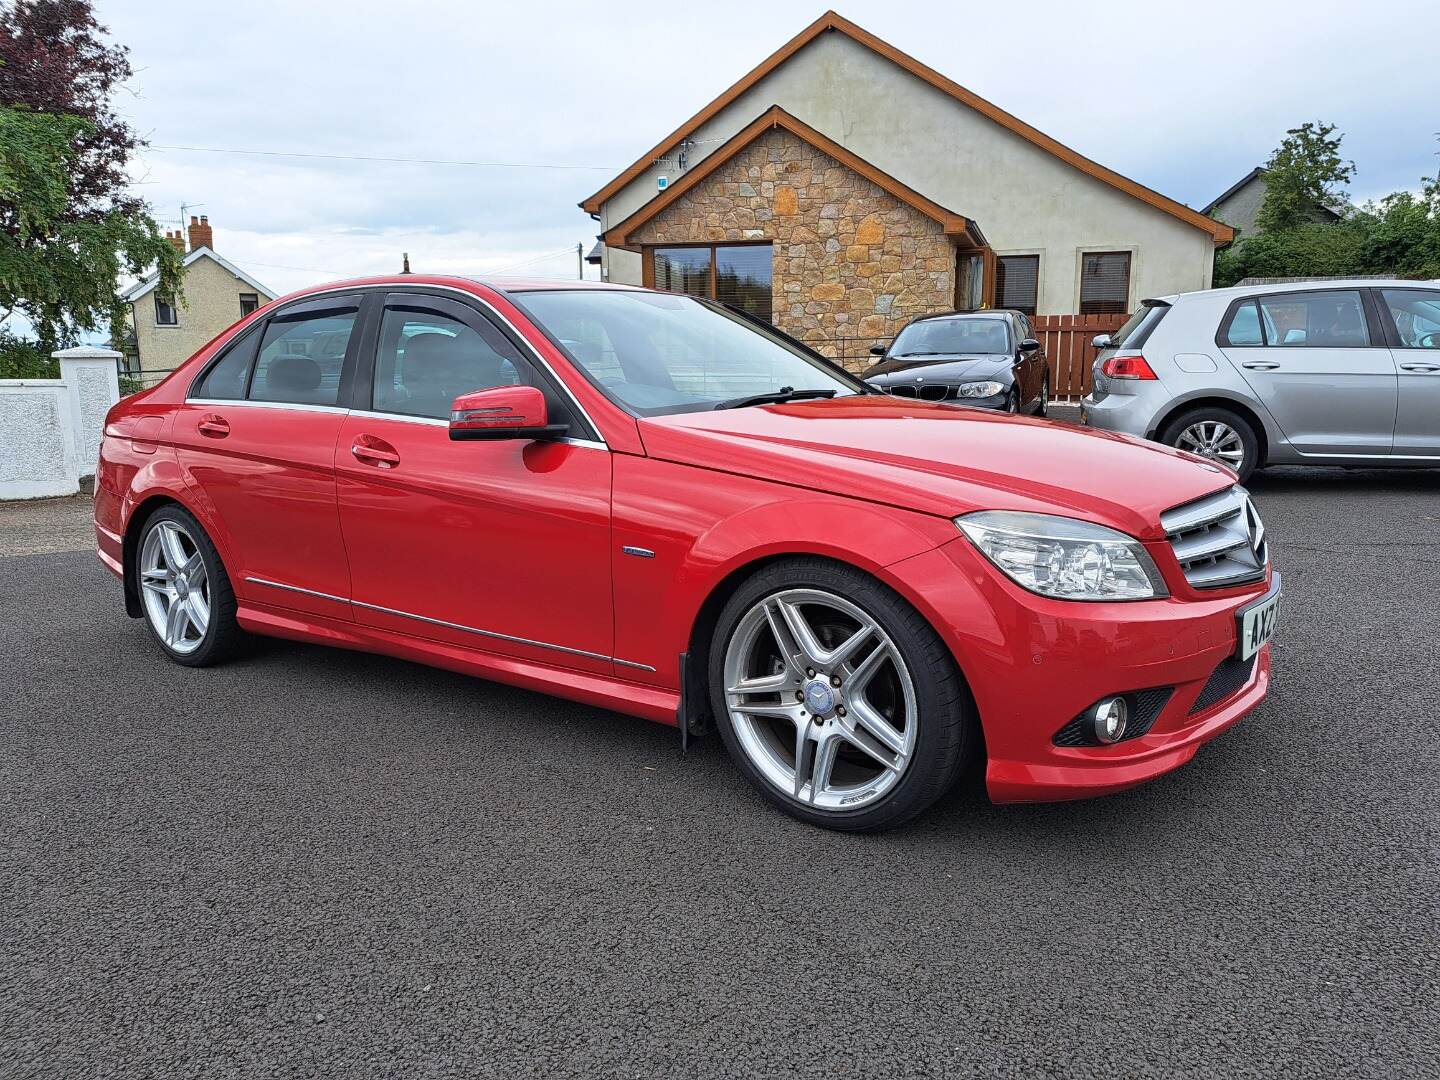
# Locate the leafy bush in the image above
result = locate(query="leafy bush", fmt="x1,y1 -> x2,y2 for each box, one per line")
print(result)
0,330 -> 56,378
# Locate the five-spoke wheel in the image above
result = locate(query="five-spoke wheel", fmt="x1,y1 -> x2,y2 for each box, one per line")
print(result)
710,559 -> 974,831
134,505 -> 247,666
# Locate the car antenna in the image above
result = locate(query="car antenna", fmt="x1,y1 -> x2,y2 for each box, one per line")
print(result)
400,252 -> 411,274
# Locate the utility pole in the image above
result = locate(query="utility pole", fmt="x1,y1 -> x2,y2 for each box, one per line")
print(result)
577,242 -> 584,280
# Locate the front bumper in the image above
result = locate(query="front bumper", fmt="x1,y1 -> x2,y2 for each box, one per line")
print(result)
883,538 -> 1275,804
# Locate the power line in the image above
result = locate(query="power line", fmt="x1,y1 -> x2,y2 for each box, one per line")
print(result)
147,144 -> 619,172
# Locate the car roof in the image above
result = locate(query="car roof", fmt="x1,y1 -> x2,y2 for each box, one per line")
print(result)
1155,278 -> 1440,308
901,309 -> 1018,326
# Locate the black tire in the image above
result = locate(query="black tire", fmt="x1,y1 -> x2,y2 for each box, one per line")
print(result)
134,504 -> 249,667
707,558 -> 976,832
1035,375 -> 1049,417
1159,406 -> 1261,483
1005,388 -> 1020,414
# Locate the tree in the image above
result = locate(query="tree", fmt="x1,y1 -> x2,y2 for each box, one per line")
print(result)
0,1 -> 178,348
1254,122 -> 1355,234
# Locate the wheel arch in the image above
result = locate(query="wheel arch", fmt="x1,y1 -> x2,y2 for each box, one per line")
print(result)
1150,394 -> 1271,466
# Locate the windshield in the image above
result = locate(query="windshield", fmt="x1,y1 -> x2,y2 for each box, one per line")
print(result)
515,290 -> 865,416
890,317 -> 1010,357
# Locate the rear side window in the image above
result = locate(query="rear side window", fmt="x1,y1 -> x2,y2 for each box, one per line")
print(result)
249,308 -> 357,406
1220,300 -> 1263,346
192,329 -> 259,400
1255,290 -> 1369,348
1109,301 -> 1170,350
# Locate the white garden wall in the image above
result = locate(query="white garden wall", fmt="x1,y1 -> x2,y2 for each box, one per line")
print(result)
0,347 -> 121,500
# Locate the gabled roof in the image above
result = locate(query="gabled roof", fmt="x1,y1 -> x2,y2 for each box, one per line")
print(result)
581,11 -> 1233,246
1201,166 -> 1266,216
121,246 -> 275,303
603,106 -> 984,252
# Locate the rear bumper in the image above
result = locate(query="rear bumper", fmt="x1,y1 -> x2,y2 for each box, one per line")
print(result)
1080,382 -> 1170,439
882,539 -> 1275,805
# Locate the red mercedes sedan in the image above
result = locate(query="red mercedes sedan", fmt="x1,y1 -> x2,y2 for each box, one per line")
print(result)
95,276 -> 1279,831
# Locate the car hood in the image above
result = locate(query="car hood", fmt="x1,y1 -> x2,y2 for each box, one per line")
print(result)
637,396 -> 1232,540
865,354 -> 1008,382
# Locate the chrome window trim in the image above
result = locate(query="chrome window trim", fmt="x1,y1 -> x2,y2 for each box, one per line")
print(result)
185,397 -> 349,415
344,408 -> 607,451
245,576 -> 654,672
184,282 -> 609,448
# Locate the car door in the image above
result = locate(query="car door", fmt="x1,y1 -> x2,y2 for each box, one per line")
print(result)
175,293 -> 364,621
1217,288 -> 1395,457
1375,286 -> 1440,457
1013,314 -> 1041,403
334,290 -> 615,675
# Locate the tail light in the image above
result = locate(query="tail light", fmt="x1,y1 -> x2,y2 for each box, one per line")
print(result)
1100,354 -> 1158,380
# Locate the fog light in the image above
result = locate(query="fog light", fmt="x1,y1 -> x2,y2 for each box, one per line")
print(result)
1092,696 -> 1129,744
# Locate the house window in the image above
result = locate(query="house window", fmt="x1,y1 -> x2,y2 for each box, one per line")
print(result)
996,255 -> 1039,316
1079,251 -> 1131,315
239,293 -> 260,317
651,244 -> 773,323
154,295 -> 178,326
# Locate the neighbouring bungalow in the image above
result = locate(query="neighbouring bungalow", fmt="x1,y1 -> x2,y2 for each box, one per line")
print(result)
581,11 -> 1232,367
1201,166 -> 1343,242
121,216 -> 275,376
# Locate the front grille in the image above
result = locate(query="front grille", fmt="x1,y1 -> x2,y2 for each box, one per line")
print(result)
1160,486 -> 1268,589
1189,655 -> 1257,714
884,383 -> 953,401
1053,687 -> 1174,747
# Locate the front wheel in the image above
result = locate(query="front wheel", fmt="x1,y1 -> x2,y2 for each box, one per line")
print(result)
1160,406 -> 1260,482
708,559 -> 975,831
135,505 -> 249,666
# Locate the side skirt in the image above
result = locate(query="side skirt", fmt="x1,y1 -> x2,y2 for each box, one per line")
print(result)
237,601 -> 681,727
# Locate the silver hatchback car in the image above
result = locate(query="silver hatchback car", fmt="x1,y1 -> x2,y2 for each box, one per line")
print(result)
1080,279 -> 1440,480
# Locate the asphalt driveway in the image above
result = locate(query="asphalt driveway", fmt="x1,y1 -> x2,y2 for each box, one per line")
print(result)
2,467 -> 1438,1078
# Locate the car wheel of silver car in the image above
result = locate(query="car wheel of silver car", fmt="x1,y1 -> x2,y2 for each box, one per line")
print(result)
709,558 -> 975,832
136,504 -> 248,667
1160,406 -> 1260,483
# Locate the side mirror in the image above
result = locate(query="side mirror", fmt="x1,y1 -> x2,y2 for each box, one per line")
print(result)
1019,337 -> 1041,353
869,344 -> 887,357
1091,334 -> 1112,350
448,385 -> 567,442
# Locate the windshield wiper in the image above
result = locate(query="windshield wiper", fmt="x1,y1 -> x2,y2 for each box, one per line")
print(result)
713,387 -> 839,410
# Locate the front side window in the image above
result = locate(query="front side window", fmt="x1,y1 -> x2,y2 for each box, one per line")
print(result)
653,244 -> 773,323
1079,252 -> 1131,315
1380,289 -> 1440,349
891,317 -> 1010,357
154,295 -> 178,326
248,308 -> 356,406
517,289 -> 862,416
372,308 -> 522,419
996,255 -> 1039,316
1255,290 -> 1369,348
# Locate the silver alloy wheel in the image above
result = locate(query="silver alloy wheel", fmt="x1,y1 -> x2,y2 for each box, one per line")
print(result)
722,588 -> 917,811
138,520 -> 210,655
1175,421 -> 1246,468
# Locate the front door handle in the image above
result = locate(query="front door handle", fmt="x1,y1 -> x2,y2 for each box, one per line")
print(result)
196,414 -> 229,438
351,437 -> 400,468
1242,361 -> 1281,370
1399,362 -> 1440,372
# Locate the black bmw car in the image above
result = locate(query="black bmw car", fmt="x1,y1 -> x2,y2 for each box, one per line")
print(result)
864,309 -> 1049,415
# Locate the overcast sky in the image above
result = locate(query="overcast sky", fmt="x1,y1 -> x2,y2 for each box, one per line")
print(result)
98,0 -> 1438,300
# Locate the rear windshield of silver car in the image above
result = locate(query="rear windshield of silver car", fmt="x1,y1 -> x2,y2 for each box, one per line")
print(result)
1108,300 -> 1171,350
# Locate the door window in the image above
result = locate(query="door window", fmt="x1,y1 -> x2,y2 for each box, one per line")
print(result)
249,308 -> 357,405
1380,289 -> 1440,349
1254,291 -> 1370,348
372,308 -> 523,419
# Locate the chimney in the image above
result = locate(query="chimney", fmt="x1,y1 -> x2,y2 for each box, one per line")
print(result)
166,229 -> 186,253
187,214 -> 214,251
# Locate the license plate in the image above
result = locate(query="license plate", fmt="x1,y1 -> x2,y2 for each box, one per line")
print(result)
1236,572 -> 1281,661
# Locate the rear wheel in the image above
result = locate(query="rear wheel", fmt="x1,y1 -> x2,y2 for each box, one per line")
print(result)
1036,374 -> 1050,416
1160,406 -> 1260,482
708,559 -> 974,832
135,505 -> 248,666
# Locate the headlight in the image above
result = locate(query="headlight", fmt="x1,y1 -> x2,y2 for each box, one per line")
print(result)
957,381 -> 1005,398
956,511 -> 1168,601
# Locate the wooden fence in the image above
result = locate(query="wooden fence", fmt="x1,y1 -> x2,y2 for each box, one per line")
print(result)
1030,313 -> 1127,400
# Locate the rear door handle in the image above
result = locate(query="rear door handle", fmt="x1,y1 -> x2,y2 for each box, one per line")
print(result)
351,439 -> 400,468
196,414 -> 229,438
1399,362 -> 1440,372
1242,361 -> 1280,371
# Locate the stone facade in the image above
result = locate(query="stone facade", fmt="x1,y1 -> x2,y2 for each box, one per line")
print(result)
627,128 -> 956,370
